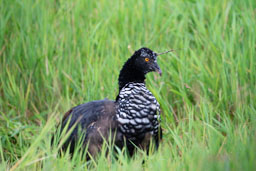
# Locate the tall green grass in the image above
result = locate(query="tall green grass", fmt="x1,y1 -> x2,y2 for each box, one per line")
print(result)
0,0 -> 255,170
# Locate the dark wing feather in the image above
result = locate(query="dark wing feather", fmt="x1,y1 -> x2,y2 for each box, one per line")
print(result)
60,99 -> 117,154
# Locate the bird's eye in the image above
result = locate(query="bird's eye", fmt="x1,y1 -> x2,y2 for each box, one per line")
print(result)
145,58 -> 149,62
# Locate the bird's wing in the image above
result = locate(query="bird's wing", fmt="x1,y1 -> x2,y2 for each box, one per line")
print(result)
62,100 -> 114,129
60,99 -> 116,153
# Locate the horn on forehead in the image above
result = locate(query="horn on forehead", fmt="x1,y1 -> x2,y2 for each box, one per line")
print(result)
156,50 -> 174,56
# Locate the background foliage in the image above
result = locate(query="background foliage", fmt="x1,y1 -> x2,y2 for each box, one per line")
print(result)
0,0 -> 255,170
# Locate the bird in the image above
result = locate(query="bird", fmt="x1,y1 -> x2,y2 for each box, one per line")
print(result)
58,47 -> 169,158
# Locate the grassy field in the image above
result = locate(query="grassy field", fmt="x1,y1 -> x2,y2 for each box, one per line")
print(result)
0,0 -> 256,170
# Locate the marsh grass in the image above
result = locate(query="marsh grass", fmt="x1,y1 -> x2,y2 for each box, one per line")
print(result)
0,0 -> 255,170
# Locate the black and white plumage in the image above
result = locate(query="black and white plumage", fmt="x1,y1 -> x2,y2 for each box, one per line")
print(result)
117,83 -> 160,135
116,82 -> 161,155
58,47 -> 164,158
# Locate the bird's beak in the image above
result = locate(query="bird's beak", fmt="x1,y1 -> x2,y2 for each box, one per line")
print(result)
153,62 -> 162,76
153,49 -> 174,76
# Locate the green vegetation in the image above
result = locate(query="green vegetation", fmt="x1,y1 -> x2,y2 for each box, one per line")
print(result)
0,0 -> 255,170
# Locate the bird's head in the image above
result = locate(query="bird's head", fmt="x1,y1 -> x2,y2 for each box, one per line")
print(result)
118,47 -> 172,92
132,47 -> 162,76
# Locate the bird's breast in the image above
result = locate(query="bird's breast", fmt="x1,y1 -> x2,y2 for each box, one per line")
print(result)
116,83 -> 160,140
